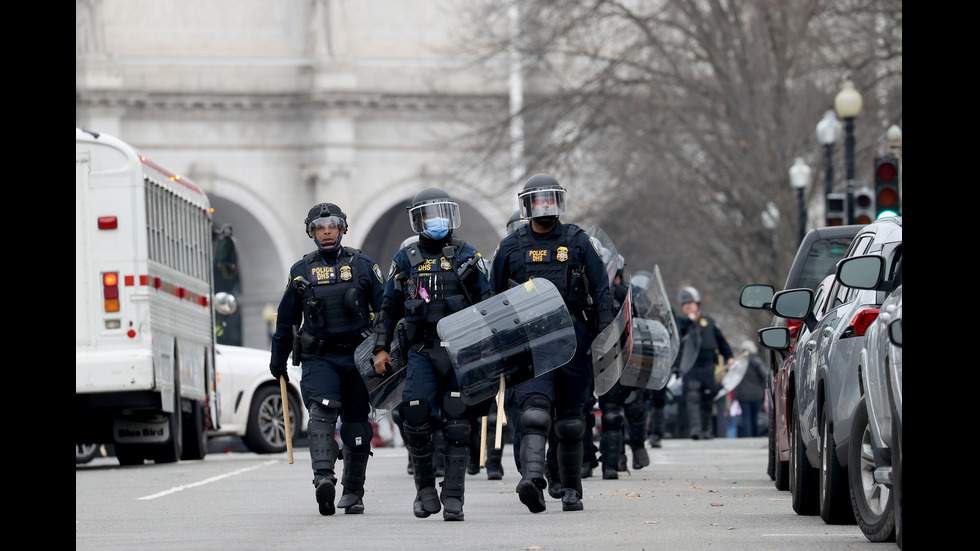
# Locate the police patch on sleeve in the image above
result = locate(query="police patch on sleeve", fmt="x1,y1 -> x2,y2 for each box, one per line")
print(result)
388,261 -> 397,279
476,254 -> 488,274
373,264 -> 384,283
589,236 -> 602,255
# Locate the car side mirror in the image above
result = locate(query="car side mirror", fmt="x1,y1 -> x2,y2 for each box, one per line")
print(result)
739,284 -> 774,310
758,327 -> 790,350
771,288 -> 817,332
888,317 -> 902,347
836,254 -> 887,291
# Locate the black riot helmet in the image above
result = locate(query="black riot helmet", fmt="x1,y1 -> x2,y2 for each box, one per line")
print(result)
407,187 -> 461,236
506,210 -> 526,234
518,173 -> 567,222
304,202 -> 348,237
678,286 -> 701,306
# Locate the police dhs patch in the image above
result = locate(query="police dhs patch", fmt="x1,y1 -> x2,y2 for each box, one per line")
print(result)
557,246 -> 569,262
440,257 -> 452,271
340,266 -> 353,281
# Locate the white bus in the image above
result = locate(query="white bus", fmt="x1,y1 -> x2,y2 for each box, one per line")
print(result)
76,127 -> 226,465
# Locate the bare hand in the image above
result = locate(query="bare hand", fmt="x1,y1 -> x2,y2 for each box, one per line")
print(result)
374,351 -> 393,375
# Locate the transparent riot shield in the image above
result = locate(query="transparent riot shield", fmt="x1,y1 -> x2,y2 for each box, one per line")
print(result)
354,328 -> 408,422
437,278 -> 576,405
585,226 -> 621,285
591,287 -> 633,395
618,317 -> 673,391
630,266 -> 680,367
714,351 -> 750,399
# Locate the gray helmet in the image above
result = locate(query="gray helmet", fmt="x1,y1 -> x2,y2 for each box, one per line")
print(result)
304,202 -> 348,237
678,286 -> 701,305
506,210 -> 526,234
407,187 -> 461,235
518,174 -> 567,221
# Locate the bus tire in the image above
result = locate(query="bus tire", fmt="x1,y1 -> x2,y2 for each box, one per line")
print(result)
181,400 -> 208,461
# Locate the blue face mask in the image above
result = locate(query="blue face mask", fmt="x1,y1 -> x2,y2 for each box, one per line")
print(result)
315,233 -> 342,252
424,218 -> 450,240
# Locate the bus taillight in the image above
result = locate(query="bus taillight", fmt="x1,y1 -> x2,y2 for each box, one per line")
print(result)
103,272 -> 120,312
98,216 -> 118,230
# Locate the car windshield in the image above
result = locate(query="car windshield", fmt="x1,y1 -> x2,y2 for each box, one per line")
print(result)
797,237 -> 853,291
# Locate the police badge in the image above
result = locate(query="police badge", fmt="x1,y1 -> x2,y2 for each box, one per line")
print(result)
557,246 -> 569,262
340,265 -> 353,281
440,257 -> 452,271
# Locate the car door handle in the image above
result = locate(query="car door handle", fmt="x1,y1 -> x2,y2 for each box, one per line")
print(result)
805,340 -> 816,351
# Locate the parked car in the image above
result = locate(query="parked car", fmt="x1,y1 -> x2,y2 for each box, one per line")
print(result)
211,344 -> 307,455
739,225 -> 860,490
767,216 -> 901,525
849,265 -> 902,544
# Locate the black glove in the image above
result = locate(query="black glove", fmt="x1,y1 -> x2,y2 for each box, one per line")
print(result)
270,363 -> 289,383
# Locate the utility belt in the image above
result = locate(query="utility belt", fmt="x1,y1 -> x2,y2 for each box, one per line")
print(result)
299,331 -> 362,356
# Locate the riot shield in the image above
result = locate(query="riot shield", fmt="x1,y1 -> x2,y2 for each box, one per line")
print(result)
585,226 -> 621,285
677,327 -> 701,375
714,351 -> 751,399
591,287 -> 633,395
618,317 -> 673,391
436,278 -> 576,405
354,329 -> 408,422
630,266 -> 680,367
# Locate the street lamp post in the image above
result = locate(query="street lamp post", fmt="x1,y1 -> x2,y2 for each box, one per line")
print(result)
834,80 -> 863,224
816,110 -> 842,224
789,157 -> 811,247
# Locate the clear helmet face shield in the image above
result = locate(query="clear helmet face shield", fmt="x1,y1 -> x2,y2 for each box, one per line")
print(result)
408,200 -> 462,234
519,188 -> 567,220
307,215 -> 347,236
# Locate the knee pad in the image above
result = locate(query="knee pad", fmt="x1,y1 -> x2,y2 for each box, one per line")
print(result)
442,418 -> 470,447
601,407 -> 625,430
441,391 -> 468,420
520,405 -> 552,437
309,401 -> 339,424
625,398 -> 646,422
398,398 -> 432,426
554,416 -> 586,443
340,421 -> 373,453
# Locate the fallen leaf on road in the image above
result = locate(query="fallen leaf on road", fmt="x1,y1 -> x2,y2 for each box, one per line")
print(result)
710,502 -> 723,507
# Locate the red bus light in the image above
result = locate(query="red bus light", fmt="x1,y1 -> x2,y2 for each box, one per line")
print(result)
98,216 -> 118,230
103,272 -> 120,313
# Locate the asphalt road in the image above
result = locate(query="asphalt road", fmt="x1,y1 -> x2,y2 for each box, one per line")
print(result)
76,436 -> 879,551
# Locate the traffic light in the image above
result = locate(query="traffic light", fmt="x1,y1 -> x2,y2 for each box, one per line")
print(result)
826,193 -> 846,226
852,187 -> 875,225
874,157 -> 901,218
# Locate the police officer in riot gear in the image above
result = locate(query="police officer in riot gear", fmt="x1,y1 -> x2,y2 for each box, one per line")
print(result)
489,173 -> 613,513
371,187 -> 492,521
675,286 -> 734,439
269,203 -> 386,516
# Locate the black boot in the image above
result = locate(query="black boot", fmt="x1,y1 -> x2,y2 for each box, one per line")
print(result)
432,428 -> 446,477
405,430 -> 441,518
631,445 -> 650,469
516,433 -> 548,513
308,403 -> 339,516
337,450 -> 370,514
441,436 -> 468,521
600,427 -> 623,479
485,445 -> 504,480
546,463 -> 562,499
557,430 -> 584,512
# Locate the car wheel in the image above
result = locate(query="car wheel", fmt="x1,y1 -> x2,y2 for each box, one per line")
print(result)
243,385 -> 299,455
819,406 -> 855,524
790,399 -> 818,515
767,404 -> 776,481
848,398 -> 895,541
774,438 -> 790,491
892,406 -> 903,549
76,444 -> 100,465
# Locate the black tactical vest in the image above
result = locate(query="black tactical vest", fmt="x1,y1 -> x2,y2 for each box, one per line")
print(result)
301,247 -> 369,337
401,239 -> 470,327
695,316 -> 721,365
514,224 -> 590,311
